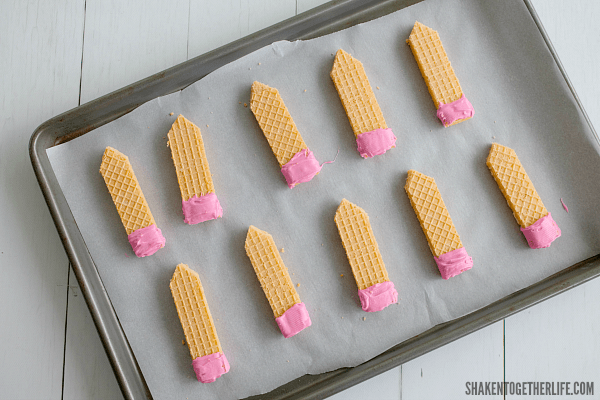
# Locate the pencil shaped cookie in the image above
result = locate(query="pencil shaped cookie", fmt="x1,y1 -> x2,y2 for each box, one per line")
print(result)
244,226 -> 311,338
170,264 -> 229,382
167,115 -> 223,224
405,170 -> 473,279
250,81 -> 331,189
487,143 -> 561,248
100,146 -> 165,257
330,49 -> 396,158
334,199 -> 398,312
407,22 -> 474,127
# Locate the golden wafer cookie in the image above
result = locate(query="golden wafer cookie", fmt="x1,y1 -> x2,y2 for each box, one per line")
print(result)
167,115 -> 223,224
250,81 -> 307,167
407,21 -> 474,127
330,49 -> 396,158
334,199 -> 397,311
99,146 -> 165,257
250,81 -> 327,188
170,264 -> 229,382
244,226 -> 311,337
486,143 -> 560,248
404,170 -> 472,279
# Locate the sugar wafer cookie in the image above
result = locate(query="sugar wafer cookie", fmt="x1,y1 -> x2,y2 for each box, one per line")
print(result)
330,49 -> 396,158
167,115 -> 223,224
487,143 -> 560,248
170,264 -> 229,382
250,81 -> 328,188
407,22 -> 474,127
404,170 -> 472,279
99,146 -> 165,257
244,226 -> 311,338
334,199 -> 397,311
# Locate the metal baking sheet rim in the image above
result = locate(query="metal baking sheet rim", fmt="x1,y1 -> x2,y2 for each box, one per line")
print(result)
28,0 -> 600,399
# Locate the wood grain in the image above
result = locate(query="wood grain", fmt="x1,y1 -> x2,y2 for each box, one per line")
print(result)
0,0 -> 84,398
188,0 -> 296,59
402,322 -> 504,400
505,0 -> 600,386
79,0 -> 189,104
297,0 -> 330,14
62,1 -> 192,398
63,268 -> 124,400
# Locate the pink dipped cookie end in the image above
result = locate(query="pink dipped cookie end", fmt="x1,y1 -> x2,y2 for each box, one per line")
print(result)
182,192 -> 223,225
434,247 -> 473,280
358,281 -> 398,312
280,148 -> 322,189
355,128 -> 396,158
275,302 -> 311,338
192,352 -> 230,383
127,224 -> 165,257
521,212 -> 561,249
437,94 -> 474,127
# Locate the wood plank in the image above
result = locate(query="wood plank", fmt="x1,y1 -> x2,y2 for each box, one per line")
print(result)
0,0 -> 84,397
530,0 -> 600,131
297,0 -> 330,15
402,321 -> 504,399
505,0 -> 600,389
63,1 -> 191,398
63,268 -> 124,400
187,0 -> 296,59
505,279 -> 600,385
79,0 -> 190,104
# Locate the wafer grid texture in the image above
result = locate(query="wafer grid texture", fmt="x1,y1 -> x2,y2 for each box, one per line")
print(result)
486,143 -> 548,228
405,170 -> 463,257
250,82 -> 307,167
170,264 -> 222,360
245,226 -> 300,318
99,146 -> 156,235
330,49 -> 387,136
408,21 -> 463,110
334,199 -> 389,291
167,115 -> 215,201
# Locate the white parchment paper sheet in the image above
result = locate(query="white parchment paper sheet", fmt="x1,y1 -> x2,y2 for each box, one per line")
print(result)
47,0 -> 600,398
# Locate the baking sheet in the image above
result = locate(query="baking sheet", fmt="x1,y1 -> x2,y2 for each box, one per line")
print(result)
47,0 -> 600,398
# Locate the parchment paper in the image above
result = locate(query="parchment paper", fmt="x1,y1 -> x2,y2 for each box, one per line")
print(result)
47,0 -> 600,398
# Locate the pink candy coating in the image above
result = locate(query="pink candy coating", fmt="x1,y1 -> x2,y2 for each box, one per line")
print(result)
437,94 -> 474,127
275,302 -> 311,338
182,193 -> 223,225
127,224 -> 165,257
434,247 -> 473,280
521,212 -> 561,249
357,281 -> 398,312
192,352 -> 230,383
280,148 -> 322,189
355,128 -> 396,158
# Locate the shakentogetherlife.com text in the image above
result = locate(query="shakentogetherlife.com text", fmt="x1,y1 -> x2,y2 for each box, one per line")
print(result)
465,381 -> 594,396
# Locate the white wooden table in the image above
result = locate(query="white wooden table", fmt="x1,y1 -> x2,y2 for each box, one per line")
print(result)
1,1 -> 599,398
